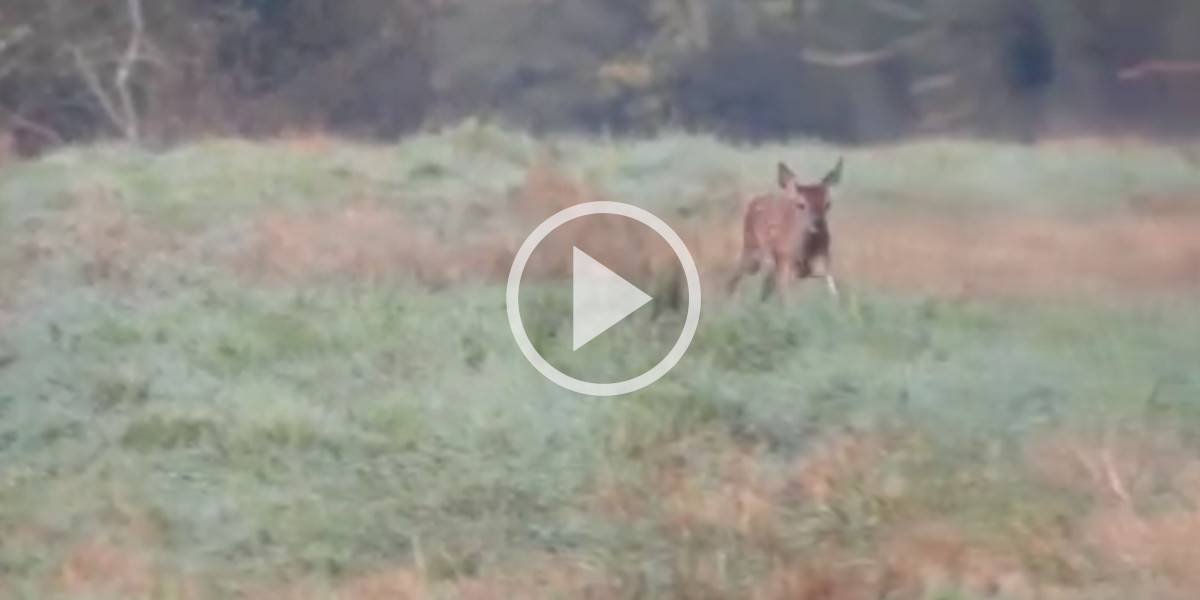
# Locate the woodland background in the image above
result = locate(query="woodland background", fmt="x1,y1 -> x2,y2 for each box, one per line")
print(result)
3,0 -> 1200,156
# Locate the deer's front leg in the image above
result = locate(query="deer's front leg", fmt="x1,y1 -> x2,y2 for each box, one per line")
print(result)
825,273 -> 840,298
804,253 -> 839,299
771,259 -> 795,302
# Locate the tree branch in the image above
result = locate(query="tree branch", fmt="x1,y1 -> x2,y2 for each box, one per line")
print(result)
1118,60 -> 1200,81
801,28 -> 939,69
71,45 -> 126,133
114,0 -> 145,141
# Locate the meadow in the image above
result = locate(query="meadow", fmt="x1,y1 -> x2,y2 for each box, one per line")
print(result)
1,123 -> 1200,599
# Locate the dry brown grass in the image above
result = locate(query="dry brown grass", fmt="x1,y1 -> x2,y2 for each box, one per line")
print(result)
233,163 -> 596,286
236,163 -> 727,297
238,176 -> 1200,302
11,188 -> 179,288
49,523 -> 199,600
833,213 -> 1200,298
585,424 -> 1200,599
1082,505 -> 1200,590
520,176 -> 1200,301
274,129 -> 338,154
1027,428 -> 1200,598
6,510 -> 200,600
336,568 -> 428,600
880,523 -> 1034,599
785,429 -> 900,509
36,160 -> 1189,301
752,560 -> 879,600
449,557 -> 618,600
751,526 -> 1033,600
588,428 -> 1049,599
27,427 -> 1200,599
55,538 -> 158,598
661,445 -> 777,538
66,194 -> 178,285
589,431 -> 780,541
243,202 -> 446,283
510,162 -> 685,286
239,200 -> 516,287
239,558 -> 616,600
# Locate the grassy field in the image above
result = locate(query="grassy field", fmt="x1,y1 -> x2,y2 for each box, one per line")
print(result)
1,124 -> 1200,599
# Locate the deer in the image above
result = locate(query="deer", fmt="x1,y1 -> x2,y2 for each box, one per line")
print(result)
727,158 -> 844,301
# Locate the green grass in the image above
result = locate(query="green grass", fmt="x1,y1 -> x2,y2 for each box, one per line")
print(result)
3,122 -> 1197,231
1,125 -> 1199,598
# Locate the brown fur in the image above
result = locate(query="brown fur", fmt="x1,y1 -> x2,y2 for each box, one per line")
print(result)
728,159 -> 843,299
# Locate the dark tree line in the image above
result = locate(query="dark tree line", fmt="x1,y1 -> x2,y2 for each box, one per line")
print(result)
1,0 -> 1198,155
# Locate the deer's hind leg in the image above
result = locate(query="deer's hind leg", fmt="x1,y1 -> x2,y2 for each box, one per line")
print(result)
726,250 -> 764,295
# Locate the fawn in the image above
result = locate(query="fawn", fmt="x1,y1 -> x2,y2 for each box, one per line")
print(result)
727,158 -> 843,300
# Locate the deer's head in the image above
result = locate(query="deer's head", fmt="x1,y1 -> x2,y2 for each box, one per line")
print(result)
777,158 -> 843,230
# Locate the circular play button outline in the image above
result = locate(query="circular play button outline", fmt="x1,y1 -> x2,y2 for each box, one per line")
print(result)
506,201 -> 702,397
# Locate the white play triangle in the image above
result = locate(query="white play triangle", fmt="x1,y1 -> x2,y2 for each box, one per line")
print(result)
572,247 -> 653,351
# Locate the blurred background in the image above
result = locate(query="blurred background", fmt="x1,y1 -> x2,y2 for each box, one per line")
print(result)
3,0 -> 1200,154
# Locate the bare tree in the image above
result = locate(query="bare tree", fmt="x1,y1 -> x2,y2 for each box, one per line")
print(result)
799,27 -> 940,69
71,0 -> 145,141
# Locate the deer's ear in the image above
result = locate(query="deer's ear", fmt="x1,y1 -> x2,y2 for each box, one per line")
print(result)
821,157 -> 844,187
777,162 -> 796,188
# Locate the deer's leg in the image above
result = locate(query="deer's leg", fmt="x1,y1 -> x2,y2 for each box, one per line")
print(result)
814,254 -> 839,299
825,273 -> 840,298
727,251 -> 763,295
794,258 -> 813,279
771,258 -> 794,303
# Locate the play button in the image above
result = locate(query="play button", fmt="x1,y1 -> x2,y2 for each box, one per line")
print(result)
572,247 -> 653,351
507,201 -> 702,397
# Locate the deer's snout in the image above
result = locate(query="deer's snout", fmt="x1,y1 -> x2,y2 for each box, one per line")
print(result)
807,214 -> 827,235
